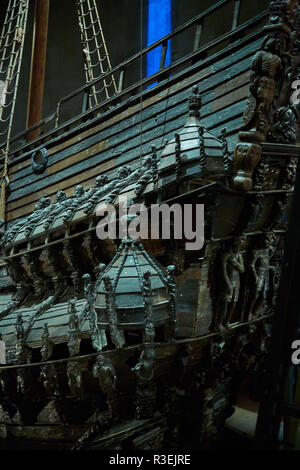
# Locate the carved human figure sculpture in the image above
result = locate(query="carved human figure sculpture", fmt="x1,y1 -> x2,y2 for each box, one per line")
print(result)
132,342 -> 156,420
92,353 -> 117,418
248,234 -> 275,319
216,237 -> 245,330
67,299 -> 81,357
243,35 -> 283,138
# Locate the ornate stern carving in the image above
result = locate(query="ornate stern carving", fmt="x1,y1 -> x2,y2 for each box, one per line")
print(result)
67,299 -> 81,357
233,0 -> 300,191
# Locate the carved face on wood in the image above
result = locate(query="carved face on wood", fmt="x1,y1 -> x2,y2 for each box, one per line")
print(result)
264,35 -> 284,55
268,2 -> 287,27
95,175 -> 108,187
35,197 -> 51,211
117,166 -> 131,178
74,185 -> 84,198
56,190 -> 67,202
231,236 -> 244,253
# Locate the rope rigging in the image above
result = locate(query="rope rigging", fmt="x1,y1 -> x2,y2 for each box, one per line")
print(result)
75,0 -> 117,109
0,0 -> 29,226
0,0 -> 115,228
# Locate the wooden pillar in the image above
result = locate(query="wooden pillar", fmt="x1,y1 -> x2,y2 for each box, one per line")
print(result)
26,0 -> 50,141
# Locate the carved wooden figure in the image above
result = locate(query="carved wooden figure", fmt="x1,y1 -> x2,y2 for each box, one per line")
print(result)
41,323 -> 53,361
92,353 -> 118,419
67,360 -> 83,398
215,237 -> 245,330
67,299 -> 81,357
247,234 -> 276,320
132,342 -> 156,420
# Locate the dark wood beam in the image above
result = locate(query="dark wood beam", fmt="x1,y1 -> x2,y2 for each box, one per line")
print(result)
26,0 -> 50,141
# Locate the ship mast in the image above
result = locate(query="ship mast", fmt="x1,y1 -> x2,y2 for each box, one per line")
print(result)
26,0 -> 50,141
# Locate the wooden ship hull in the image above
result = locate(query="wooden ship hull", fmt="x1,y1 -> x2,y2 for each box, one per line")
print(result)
0,0 -> 299,450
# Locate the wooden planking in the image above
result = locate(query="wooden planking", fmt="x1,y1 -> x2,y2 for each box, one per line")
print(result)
7,79 -> 249,206
7,37 -> 261,183
6,109 -> 245,223
8,35 -> 262,175
6,100 -> 246,223
8,76 -> 249,198
6,64 -> 252,199
6,41 -> 260,223
11,44 -> 255,179
8,57 -> 252,189
9,71 -> 249,193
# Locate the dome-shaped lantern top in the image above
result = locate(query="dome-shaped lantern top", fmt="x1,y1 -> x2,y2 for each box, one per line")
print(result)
94,239 -> 173,330
157,85 -> 227,189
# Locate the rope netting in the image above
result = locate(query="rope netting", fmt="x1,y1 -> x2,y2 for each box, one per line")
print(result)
75,0 -> 117,108
0,0 -> 29,225
0,0 -> 115,225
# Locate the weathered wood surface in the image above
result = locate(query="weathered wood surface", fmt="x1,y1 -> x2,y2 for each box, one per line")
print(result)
26,0 -> 50,141
6,36 -> 264,224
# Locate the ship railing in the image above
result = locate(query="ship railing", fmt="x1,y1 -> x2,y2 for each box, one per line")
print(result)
0,0 -> 268,158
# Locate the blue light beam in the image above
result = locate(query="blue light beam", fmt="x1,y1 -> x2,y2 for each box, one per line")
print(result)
147,0 -> 171,79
